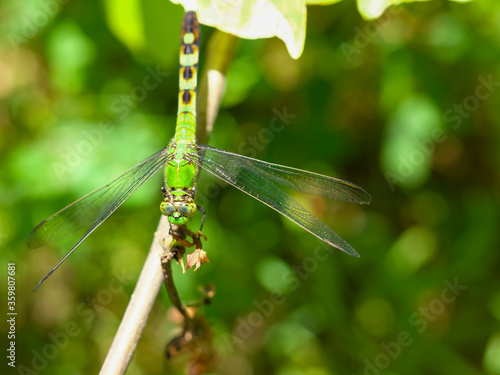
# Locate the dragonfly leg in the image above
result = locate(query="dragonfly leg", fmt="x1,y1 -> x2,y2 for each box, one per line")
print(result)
172,233 -> 195,248
161,186 -> 168,198
195,231 -> 207,240
197,204 -> 206,231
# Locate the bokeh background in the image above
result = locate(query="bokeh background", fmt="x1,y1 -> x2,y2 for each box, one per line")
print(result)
1,0 -> 500,374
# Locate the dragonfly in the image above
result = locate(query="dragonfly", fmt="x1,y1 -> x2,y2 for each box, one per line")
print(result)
28,10 -> 371,289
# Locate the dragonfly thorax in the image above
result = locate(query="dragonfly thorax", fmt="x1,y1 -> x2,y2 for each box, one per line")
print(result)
160,189 -> 197,225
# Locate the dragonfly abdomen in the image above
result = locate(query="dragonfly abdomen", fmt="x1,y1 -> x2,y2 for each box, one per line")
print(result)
175,112 -> 196,141
176,10 -> 199,145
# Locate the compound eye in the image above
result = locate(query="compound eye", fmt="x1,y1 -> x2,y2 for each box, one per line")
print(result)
161,203 -> 176,216
178,204 -> 196,217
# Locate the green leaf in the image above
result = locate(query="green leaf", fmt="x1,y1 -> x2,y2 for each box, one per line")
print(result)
171,0 -> 307,59
103,0 -> 184,63
103,0 -> 145,53
381,95 -> 443,190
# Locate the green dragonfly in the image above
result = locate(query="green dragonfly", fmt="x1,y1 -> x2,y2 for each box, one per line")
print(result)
29,11 -> 371,289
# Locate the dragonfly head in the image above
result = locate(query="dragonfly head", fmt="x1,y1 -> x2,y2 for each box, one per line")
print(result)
160,190 -> 197,226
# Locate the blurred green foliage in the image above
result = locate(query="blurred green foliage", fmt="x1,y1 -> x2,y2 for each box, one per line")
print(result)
1,0 -> 499,374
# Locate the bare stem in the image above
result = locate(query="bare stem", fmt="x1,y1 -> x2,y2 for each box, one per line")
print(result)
99,216 -> 171,375
161,225 -> 189,317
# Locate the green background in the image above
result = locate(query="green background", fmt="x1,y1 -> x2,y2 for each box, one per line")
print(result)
1,0 -> 499,374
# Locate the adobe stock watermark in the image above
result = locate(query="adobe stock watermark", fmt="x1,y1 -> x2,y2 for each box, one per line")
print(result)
8,0 -> 70,49
358,278 -> 467,375
110,65 -> 170,121
222,241 -> 337,352
236,107 -> 296,158
195,106 -> 296,209
16,268 -> 133,374
340,6 -> 403,64
52,65 -> 169,181
52,121 -> 114,180
384,74 -> 499,192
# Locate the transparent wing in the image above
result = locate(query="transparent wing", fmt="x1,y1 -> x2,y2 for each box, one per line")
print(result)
194,144 -> 371,256
28,147 -> 170,289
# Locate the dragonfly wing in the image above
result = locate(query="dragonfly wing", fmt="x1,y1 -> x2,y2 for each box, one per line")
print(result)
194,144 -> 366,256
196,144 -> 371,204
28,147 -> 170,289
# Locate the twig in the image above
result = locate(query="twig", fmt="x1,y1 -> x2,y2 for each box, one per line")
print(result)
161,227 -> 215,372
161,224 -> 189,317
99,215 -> 171,375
